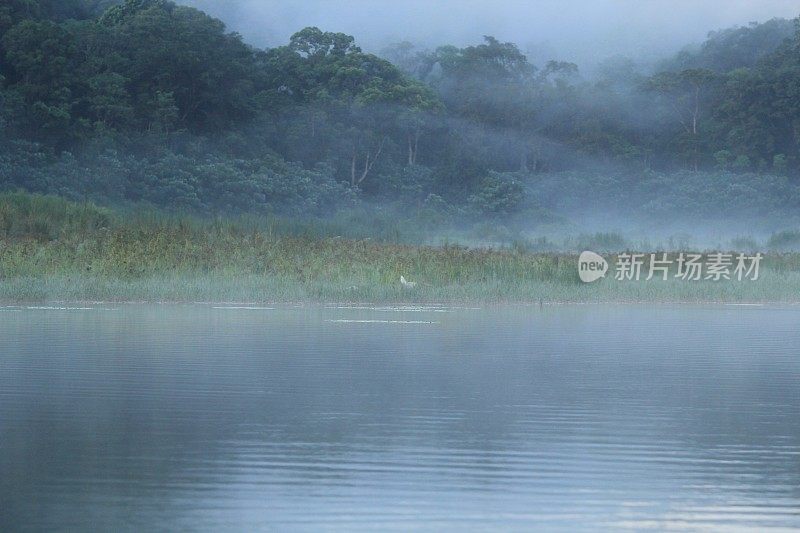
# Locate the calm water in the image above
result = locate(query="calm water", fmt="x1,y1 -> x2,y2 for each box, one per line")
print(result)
0,304 -> 799,531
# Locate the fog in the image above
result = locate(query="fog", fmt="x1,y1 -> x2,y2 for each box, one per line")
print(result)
182,0 -> 799,67
6,0 -> 799,251
173,0 -> 800,248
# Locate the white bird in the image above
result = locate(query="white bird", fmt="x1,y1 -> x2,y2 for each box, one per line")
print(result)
400,275 -> 417,289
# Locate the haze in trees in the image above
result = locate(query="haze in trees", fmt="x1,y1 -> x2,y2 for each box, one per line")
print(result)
2,0 -> 800,238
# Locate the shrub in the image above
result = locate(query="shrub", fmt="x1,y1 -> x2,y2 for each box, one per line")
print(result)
767,230 -> 800,251
469,171 -> 525,217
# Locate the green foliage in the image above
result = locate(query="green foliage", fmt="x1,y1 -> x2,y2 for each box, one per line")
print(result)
1,1 -> 800,227
380,164 -> 435,203
575,232 -> 628,252
773,154 -> 788,173
3,192 -> 800,304
0,190 -> 111,240
469,172 -> 526,216
714,149 -> 734,170
664,19 -> 795,72
530,169 -> 800,227
767,230 -> 800,251
0,142 -> 358,215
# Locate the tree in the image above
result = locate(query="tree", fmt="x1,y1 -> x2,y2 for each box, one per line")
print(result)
647,68 -> 719,170
264,27 -> 443,187
99,0 -> 263,132
1,19 -> 84,142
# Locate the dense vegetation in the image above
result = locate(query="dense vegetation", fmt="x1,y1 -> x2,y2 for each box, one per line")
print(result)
3,191 -> 800,303
1,0 -> 800,235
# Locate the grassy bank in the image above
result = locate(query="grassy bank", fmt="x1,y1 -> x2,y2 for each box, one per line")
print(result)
1,192 -> 800,303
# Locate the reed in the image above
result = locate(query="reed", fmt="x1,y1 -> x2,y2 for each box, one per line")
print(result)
1,192 -> 799,303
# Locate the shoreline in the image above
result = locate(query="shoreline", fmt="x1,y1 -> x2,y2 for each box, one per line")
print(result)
1,300 -> 796,306
0,280 -> 800,311
2,193 -> 800,306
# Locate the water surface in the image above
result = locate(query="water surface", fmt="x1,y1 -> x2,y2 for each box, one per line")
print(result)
1,304 -> 799,531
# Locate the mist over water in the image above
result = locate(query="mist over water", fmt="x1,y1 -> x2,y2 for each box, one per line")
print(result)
2,305 -> 799,530
4,4 -> 800,529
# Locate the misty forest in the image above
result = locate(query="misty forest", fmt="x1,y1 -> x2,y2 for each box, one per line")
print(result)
3,0 -> 800,247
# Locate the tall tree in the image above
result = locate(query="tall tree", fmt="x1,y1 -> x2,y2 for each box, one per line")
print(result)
647,68 -> 719,170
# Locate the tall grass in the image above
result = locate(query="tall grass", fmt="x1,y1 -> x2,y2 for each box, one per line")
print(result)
1,192 -> 800,303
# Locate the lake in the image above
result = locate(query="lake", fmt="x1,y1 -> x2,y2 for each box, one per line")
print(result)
1,304 -> 799,531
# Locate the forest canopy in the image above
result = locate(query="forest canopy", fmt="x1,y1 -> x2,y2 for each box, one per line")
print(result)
1,0 -> 800,231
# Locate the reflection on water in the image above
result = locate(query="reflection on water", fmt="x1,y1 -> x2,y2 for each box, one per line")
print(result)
1,304 -> 799,531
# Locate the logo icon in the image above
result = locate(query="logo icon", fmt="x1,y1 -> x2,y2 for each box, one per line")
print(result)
578,251 -> 608,283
